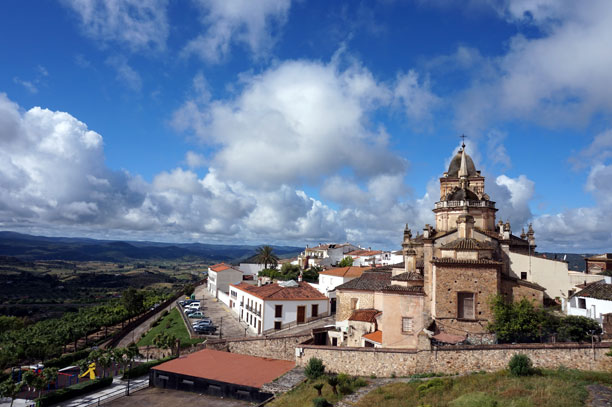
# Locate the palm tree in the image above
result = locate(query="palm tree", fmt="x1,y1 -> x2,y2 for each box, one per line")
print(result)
255,245 -> 279,270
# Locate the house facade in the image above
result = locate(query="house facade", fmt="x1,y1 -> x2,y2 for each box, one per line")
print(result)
229,280 -> 328,335
585,254 -> 612,275
311,266 -> 369,314
297,243 -> 360,268
567,277 -> 612,326
207,263 -> 243,298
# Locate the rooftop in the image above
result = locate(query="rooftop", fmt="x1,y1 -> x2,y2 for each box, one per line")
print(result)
363,330 -> 382,344
152,349 -> 295,389
209,263 -> 239,272
441,238 -> 495,251
231,281 -> 327,301
345,249 -> 382,257
572,279 -> 612,301
319,266 -> 369,278
390,272 -> 423,281
348,309 -> 381,323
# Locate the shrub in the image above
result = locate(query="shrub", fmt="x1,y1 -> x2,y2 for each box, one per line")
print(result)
449,392 -> 498,407
557,315 -> 602,342
508,354 -> 533,376
38,377 -> 112,407
312,397 -> 330,407
121,355 -> 175,380
338,383 -> 353,395
44,348 -> 91,369
417,378 -> 447,396
313,383 -> 324,396
354,377 -> 368,388
305,358 -> 325,380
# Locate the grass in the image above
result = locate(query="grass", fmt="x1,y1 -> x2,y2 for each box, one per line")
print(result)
137,308 -> 203,347
268,374 -> 368,407
354,368 -> 612,407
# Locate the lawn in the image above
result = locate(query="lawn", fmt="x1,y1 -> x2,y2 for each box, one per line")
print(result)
355,368 -> 612,407
137,308 -> 203,347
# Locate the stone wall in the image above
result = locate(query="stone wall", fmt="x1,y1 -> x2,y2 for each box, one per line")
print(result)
206,333 -> 312,361
295,342 -> 612,377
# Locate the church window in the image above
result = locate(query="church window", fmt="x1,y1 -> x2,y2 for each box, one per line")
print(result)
402,317 -> 413,333
458,292 -> 475,319
350,298 -> 358,310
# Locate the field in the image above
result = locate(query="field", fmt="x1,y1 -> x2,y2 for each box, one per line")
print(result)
270,369 -> 612,407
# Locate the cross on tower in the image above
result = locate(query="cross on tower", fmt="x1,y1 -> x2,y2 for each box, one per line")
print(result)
460,134 -> 467,149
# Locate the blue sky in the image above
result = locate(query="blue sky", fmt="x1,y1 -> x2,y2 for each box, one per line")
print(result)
1,0 -> 612,252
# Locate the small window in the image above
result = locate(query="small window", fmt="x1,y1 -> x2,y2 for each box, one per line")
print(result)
312,304 -> 319,317
275,305 -> 283,318
274,321 -> 281,330
402,317 -> 413,333
520,272 -> 527,280
578,298 -> 587,309
350,298 -> 358,310
458,292 -> 475,319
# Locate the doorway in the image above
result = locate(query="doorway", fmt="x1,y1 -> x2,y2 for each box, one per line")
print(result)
297,306 -> 306,324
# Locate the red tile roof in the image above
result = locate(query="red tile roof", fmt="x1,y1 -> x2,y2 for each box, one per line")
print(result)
348,309 -> 380,323
152,349 -> 295,389
209,263 -> 240,272
363,330 -> 382,344
346,249 -> 382,257
319,266 -> 369,278
231,281 -> 327,301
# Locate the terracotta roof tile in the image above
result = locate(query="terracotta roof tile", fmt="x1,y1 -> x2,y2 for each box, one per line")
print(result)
231,281 -> 327,301
441,238 -> 495,250
209,262 -> 240,272
348,309 -> 381,323
572,279 -> 612,300
319,266 -> 369,278
336,271 -> 392,291
391,272 -> 423,281
152,349 -> 295,389
363,330 -> 382,344
345,249 -> 382,257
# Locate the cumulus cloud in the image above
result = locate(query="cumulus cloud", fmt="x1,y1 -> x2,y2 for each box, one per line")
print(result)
183,0 -> 291,62
453,0 -> 612,130
172,59 -> 409,188
62,0 -> 169,52
393,70 -> 440,122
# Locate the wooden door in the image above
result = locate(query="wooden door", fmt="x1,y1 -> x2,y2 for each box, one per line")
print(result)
297,306 -> 306,324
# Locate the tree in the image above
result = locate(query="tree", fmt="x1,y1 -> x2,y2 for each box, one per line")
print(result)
122,287 -> 145,317
488,296 -> 543,343
98,351 -> 113,378
305,357 -> 325,380
338,256 -> 354,267
313,383 -> 324,396
183,283 -> 195,297
327,375 -> 338,395
23,368 -> 57,407
254,246 -> 279,270
302,268 -> 319,283
0,377 -> 23,407
153,332 -> 177,356
557,315 -> 601,342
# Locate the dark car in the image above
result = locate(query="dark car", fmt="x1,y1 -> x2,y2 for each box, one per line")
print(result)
192,318 -> 213,327
194,325 -> 217,334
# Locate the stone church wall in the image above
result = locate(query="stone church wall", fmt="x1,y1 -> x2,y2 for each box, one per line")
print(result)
296,342 -> 612,377
336,290 -> 375,321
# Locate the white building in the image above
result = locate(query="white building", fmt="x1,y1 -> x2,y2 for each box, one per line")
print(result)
311,266 -> 369,314
207,263 -> 243,298
344,249 -> 382,267
380,250 -> 404,266
229,280 -> 328,335
238,263 -> 266,278
567,277 -> 612,326
297,243 -> 360,268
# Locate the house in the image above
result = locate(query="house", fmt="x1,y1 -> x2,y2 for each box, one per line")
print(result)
229,280 -> 328,335
297,243 -> 360,268
207,263 -> 243,298
333,143 -> 559,348
344,249 -> 382,267
567,277 -> 612,326
311,266 -> 370,313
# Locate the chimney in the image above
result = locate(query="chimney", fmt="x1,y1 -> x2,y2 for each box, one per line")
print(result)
298,271 -> 303,282
457,214 -> 474,239
258,278 -> 262,287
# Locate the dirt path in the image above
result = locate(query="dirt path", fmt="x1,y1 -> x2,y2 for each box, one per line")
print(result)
116,302 -> 176,348
588,384 -> 612,407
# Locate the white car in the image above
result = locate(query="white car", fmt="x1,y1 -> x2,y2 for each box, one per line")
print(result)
185,302 -> 200,310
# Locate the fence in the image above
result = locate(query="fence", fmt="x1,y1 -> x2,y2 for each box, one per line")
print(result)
74,380 -> 149,407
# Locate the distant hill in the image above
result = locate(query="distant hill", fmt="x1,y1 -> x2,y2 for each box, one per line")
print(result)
541,252 -> 594,272
0,231 -> 302,263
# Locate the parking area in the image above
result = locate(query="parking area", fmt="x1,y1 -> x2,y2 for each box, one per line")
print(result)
105,387 -> 252,407
183,285 -> 250,339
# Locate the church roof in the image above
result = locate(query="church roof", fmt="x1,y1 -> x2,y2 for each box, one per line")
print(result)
336,270 -> 424,295
446,187 -> 479,201
391,272 -> 424,281
441,238 -> 495,251
447,149 -> 478,177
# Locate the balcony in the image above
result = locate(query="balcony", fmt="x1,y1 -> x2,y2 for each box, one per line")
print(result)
434,200 -> 496,210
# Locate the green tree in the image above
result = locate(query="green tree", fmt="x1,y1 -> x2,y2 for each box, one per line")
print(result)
23,368 -> 57,407
488,296 -> 543,343
338,256 -> 354,267
302,268 -> 320,283
183,283 -> 195,297
254,245 -> 279,270
557,315 -> 601,342
122,287 -> 145,317
0,377 -> 23,407
304,357 -> 325,380
98,351 -> 113,378
153,332 -> 177,356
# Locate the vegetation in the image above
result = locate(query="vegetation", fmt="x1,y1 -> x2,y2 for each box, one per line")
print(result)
355,368 -> 612,407
122,355 -> 175,380
258,263 -> 319,283
138,308 -> 202,348
488,296 -> 601,343
38,376 -> 113,407
23,367 -> 58,406
269,373 -> 367,407
338,256 -> 354,267
255,245 -> 280,269
305,357 -> 325,380
508,354 -> 535,376
0,377 -> 23,407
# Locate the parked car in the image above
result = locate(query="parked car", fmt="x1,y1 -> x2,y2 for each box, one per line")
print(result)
188,311 -> 206,318
185,302 -> 201,310
185,309 -> 201,316
192,318 -> 212,326
194,325 -> 217,334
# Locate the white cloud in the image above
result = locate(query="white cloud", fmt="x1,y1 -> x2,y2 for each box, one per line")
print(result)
184,151 -> 207,168
105,55 -> 142,91
62,0 -> 169,52
172,58 -> 412,189
393,70 -> 440,122
183,0 -> 291,62
13,77 -> 38,94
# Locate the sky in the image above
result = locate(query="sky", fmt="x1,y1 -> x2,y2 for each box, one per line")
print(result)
1,0 -> 612,253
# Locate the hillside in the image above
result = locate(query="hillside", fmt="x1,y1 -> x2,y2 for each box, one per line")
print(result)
0,231 -> 302,263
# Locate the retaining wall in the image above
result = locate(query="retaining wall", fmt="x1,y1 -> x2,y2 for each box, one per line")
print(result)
295,342 -> 612,376
206,334 -> 312,361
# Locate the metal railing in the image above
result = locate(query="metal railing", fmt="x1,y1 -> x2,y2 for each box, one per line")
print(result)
75,380 -> 149,407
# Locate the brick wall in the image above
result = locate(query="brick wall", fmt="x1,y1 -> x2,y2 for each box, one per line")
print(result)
206,333 -> 312,361
296,342 -> 612,377
336,290 -> 375,321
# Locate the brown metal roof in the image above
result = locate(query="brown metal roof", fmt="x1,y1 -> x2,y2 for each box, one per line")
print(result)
152,349 -> 295,389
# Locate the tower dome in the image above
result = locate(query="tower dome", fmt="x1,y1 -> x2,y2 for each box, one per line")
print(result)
447,149 -> 478,177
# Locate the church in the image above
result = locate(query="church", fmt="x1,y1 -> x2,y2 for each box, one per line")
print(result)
333,143 -> 549,348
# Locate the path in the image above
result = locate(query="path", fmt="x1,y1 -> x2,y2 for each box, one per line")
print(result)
116,303 -> 176,348
588,384 -> 612,407
198,287 -> 256,339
